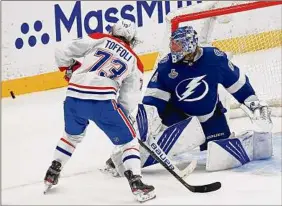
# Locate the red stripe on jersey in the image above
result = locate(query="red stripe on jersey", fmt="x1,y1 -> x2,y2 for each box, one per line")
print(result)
111,99 -> 136,137
117,107 -> 136,138
111,100 -> 118,110
123,147 -> 140,153
60,138 -> 75,148
88,33 -> 144,73
69,83 -> 117,92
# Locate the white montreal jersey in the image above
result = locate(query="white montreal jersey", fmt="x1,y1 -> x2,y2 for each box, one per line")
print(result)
55,33 -> 144,114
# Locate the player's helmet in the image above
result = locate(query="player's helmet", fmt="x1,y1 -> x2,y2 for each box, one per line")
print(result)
110,19 -> 138,47
170,26 -> 198,63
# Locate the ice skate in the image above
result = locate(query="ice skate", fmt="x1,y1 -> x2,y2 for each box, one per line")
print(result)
99,158 -> 120,177
43,160 -> 62,194
124,170 -> 156,202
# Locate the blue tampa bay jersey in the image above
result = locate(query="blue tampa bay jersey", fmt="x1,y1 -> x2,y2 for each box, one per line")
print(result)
143,47 -> 256,122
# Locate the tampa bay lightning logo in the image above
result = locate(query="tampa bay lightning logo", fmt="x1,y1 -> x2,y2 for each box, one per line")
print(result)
175,75 -> 209,102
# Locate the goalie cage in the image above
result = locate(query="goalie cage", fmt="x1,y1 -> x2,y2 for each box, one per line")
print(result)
155,1 -> 282,119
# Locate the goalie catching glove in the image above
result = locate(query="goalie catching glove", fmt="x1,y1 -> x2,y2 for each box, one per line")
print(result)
242,95 -> 273,132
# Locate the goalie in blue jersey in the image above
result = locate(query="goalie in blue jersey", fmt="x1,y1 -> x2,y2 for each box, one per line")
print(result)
103,26 -> 273,176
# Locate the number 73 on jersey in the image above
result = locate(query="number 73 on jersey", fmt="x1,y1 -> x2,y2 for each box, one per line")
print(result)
89,49 -> 128,79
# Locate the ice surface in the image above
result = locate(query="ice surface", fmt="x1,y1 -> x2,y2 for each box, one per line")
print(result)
2,72 -> 281,205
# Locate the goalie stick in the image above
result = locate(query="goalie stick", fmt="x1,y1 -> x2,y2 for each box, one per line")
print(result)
138,139 -> 221,193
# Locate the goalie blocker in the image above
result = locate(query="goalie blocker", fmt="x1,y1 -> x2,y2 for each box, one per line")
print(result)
106,104 -> 273,176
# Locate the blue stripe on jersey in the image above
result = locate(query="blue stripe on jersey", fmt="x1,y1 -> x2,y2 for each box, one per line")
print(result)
123,155 -> 140,162
67,88 -> 116,95
56,146 -> 72,157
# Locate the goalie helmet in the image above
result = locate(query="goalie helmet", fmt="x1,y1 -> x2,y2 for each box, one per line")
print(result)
110,19 -> 138,47
170,26 -> 198,63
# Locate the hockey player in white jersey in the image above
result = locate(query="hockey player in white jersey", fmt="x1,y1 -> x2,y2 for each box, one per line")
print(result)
103,26 -> 273,177
43,19 -> 156,202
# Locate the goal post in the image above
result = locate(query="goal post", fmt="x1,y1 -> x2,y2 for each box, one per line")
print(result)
157,1 -> 282,118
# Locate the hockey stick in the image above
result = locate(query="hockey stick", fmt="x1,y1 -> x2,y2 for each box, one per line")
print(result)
98,139 -> 196,179
139,139 -> 221,193
135,105 -> 197,178
176,159 -> 197,179
146,138 -> 197,179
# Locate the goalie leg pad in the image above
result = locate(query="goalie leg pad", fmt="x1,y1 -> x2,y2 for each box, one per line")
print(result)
142,116 -> 205,167
206,131 -> 253,171
107,106 -> 205,176
206,131 -> 273,171
253,132 -> 273,160
142,118 -> 191,167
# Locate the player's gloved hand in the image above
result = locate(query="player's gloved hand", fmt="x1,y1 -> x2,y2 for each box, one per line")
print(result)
242,95 -> 273,132
61,60 -> 81,82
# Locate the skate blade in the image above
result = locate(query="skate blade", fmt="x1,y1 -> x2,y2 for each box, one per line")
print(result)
135,191 -> 156,203
43,183 -> 52,194
98,167 -> 120,177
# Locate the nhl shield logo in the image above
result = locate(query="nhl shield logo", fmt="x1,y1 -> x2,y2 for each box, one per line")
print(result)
168,69 -> 178,79
113,137 -> 119,143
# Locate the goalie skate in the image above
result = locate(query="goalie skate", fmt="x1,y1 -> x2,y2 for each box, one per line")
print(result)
99,158 -> 120,177
124,170 -> 156,203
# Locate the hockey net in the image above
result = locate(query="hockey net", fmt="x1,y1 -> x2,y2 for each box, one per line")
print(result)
157,1 -> 282,119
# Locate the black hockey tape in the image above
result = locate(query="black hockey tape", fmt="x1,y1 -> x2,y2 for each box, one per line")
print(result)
10,91 -> 16,99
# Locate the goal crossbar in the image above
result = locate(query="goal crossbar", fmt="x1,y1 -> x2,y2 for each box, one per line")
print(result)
171,1 -> 282,32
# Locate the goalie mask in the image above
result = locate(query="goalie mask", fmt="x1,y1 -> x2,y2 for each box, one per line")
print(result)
170,26 -> 198,63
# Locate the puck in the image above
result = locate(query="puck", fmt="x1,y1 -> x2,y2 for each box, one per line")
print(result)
10,91 -> 16,99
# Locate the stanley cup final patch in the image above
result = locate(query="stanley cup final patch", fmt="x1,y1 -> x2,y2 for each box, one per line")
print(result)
168,69 -> 178,79
151,72 -> 158,82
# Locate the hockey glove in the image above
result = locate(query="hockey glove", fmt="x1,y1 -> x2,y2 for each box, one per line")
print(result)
59,60 -> 81,82
241,95 -> 273,132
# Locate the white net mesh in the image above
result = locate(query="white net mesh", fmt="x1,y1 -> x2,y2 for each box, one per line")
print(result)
156,1 -> 282,118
